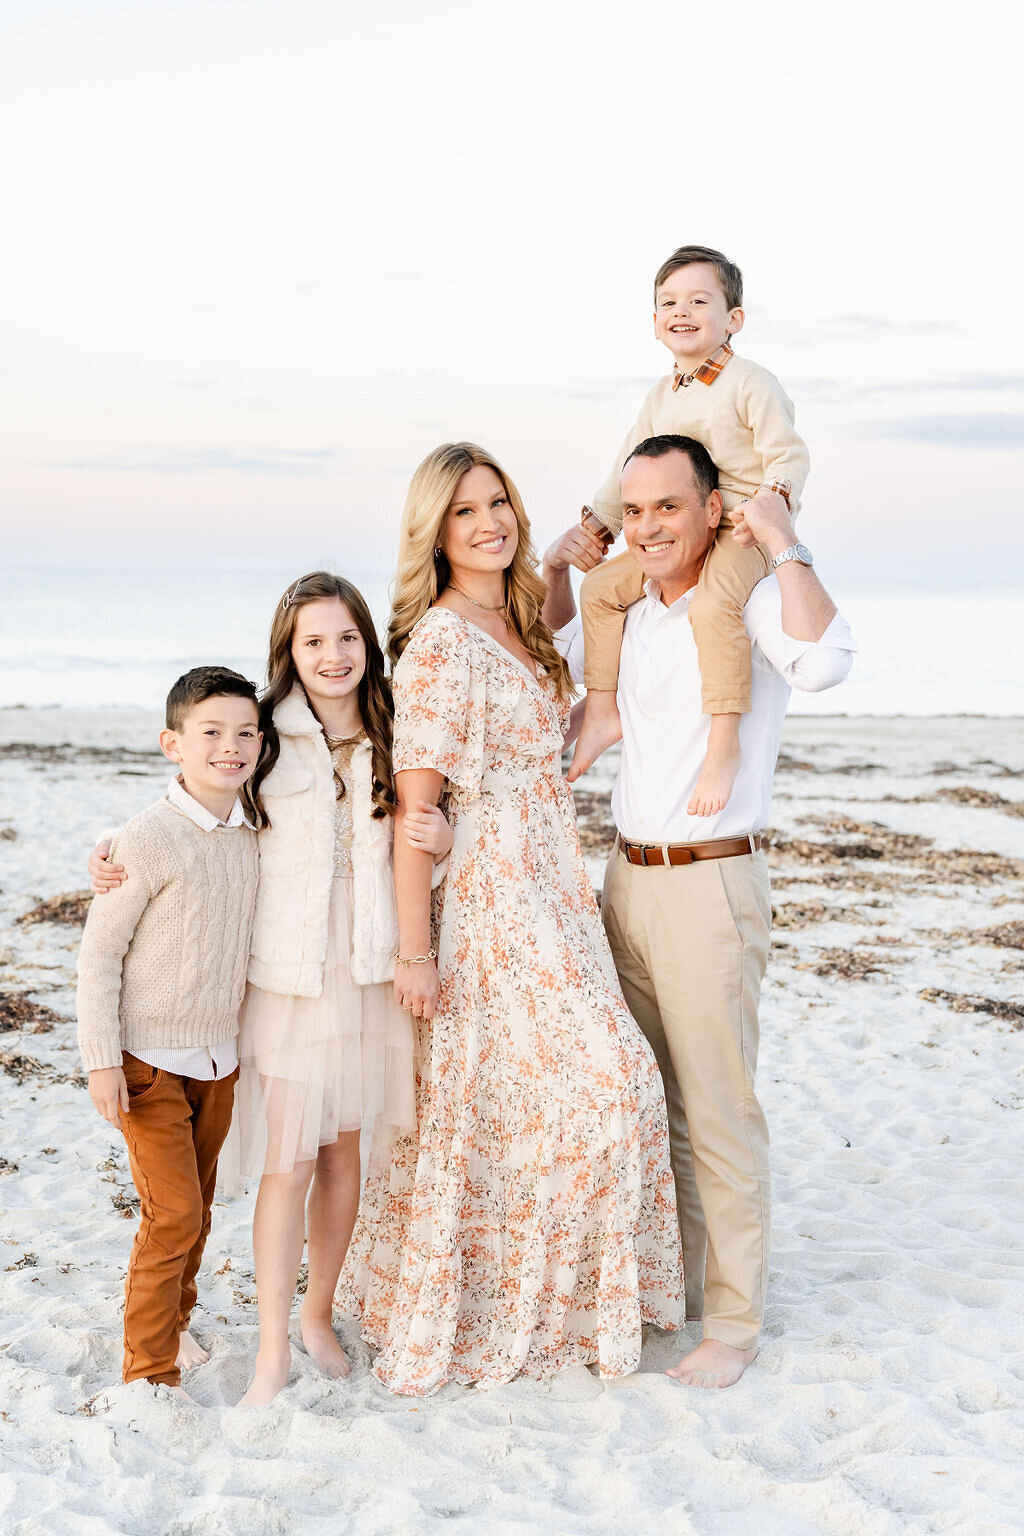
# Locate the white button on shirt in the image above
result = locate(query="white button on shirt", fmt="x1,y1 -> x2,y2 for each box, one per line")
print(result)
128,778 -> 255,1082
558,575 -> 856,844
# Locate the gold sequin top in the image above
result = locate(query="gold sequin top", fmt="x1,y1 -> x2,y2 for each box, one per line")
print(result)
325,730 -> 365,876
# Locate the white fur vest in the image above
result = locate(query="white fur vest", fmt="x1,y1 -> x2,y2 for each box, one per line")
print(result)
247,686 -> 399,996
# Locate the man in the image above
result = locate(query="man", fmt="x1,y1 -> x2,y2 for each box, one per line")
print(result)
543,434 -> 855,1388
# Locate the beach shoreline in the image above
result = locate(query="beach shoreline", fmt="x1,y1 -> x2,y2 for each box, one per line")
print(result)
2,711 -> 1023,1535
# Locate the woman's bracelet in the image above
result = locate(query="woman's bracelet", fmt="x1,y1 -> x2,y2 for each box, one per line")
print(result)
395,948 -> 437,966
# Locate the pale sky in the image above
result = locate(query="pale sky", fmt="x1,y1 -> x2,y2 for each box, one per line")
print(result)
2,0 -> 1021,584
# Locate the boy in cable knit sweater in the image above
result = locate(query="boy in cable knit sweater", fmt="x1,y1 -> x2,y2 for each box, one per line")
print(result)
568,245 -> 810,815
76,665 -> 263,1394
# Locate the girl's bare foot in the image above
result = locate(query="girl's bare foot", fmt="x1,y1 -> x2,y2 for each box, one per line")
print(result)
176,1329 -> 210,1372
567,691 -> 622,783
666,1338 -> 758,1389
299,1307 -> 351,1380
238,1345 -> 292,1407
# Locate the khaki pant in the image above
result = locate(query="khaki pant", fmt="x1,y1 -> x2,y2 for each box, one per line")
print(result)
602,847 -> 771,1347
118,1053 -> 238,1385
580,510 -> 771,712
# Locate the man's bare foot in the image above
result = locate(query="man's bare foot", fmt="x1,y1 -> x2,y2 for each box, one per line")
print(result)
176,1329 -> 210,1372
687,714 -> 742,816
666,1338 -> 758,1389
299,1308 -> 351,1380
238,1345 -> 292,1407
567,691 -> 622,783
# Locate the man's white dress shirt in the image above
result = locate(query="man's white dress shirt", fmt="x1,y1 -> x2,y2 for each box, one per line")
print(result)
558,575 -> 856,844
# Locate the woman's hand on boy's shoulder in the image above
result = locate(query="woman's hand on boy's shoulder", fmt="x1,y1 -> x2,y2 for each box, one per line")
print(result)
89,1065 -> 129,1124
89,839 -> 125,894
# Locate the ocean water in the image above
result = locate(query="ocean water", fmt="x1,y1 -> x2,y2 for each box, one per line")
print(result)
1,567 -> 1021,716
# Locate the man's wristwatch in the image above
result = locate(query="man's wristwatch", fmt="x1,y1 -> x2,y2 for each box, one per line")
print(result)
772,543 -> 814,569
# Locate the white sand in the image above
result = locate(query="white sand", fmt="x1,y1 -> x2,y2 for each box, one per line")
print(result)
2,709 -> 1023,1535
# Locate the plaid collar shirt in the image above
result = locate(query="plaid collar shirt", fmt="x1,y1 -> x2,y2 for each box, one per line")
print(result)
672,339 -> 734,391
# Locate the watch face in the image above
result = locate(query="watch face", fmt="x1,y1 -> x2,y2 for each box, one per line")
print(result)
795,544 -> 814,565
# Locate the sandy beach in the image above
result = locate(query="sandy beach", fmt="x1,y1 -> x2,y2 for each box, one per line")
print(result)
1,707 -> 1022,1536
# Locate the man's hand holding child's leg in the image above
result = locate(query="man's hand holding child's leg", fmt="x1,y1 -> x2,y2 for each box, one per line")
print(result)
89,1066 -> 129,1125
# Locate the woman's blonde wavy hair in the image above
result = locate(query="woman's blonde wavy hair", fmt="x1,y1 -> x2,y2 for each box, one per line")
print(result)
387,442 -> 572,701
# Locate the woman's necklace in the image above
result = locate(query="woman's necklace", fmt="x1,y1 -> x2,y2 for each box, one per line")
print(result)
448,581 -> 506,614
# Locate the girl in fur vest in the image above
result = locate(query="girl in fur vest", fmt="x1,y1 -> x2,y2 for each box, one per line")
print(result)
90,572 -> 451,1407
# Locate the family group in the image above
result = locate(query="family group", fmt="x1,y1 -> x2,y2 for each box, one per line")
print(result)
75,245 -> 855,1407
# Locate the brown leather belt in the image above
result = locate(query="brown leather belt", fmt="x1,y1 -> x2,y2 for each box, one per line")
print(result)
618,832 -> 763,867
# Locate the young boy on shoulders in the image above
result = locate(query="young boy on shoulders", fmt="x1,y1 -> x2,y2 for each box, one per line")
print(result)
569,245 -> 810,812
76,665 -> 264,1397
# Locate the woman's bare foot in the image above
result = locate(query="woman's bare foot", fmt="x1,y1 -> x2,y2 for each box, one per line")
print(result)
567,691 -> 622,783
687,713 -> 742,816
238,1345 -> 292,1407
176,1329 -> 210,1372
299,1307 -> 351,1380
666,1338 -> 758,1389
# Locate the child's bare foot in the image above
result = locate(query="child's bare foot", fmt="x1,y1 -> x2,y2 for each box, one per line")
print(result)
687,714 -> 742,817
176,1329 -> 210,1372
666,1338 -> 758,1389
156,1382 -> 195,1403
299,1307 -> 351,1380
238,1345 -> 292,1407
567,690 -> 622,783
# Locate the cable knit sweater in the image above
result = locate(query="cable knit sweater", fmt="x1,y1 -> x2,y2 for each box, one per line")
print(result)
76,799 -> 260,1071
591,353 -> 810,535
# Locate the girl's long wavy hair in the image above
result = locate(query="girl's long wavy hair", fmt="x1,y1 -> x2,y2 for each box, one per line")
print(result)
252,572 -> 396,823
387,442 -> 572,700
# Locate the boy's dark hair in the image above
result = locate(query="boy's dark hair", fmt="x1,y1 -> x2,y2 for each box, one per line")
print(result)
165,666 -> 260,730
165,666 -> 270,827
623,435 -> 720,504
654,245 -> 743,310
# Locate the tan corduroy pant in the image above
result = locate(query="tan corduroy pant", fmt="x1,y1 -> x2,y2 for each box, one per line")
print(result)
602,846 -> 772,1348
580,506 -> 772,711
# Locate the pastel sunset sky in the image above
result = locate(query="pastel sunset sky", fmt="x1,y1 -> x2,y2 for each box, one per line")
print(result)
2,0 -> 1019,584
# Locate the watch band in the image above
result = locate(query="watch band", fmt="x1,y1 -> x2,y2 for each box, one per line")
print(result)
772,543 -> 813,570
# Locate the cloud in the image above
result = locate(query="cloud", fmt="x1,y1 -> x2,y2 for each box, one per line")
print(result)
557,377 -> 658,402
865,414 -> 1024,448
833,314 -> 953,335
54,449 -> 338,476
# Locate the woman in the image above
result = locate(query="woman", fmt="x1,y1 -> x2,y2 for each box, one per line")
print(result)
338,443 -> 682,1395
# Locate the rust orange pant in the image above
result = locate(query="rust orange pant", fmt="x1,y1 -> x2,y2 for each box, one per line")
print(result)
118,1053 -> 238,1386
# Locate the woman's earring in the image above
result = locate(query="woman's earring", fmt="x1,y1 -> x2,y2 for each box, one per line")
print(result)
434,547 -> 443,559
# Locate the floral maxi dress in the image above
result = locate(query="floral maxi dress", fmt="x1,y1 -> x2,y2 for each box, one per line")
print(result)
337,608 -> 682,1395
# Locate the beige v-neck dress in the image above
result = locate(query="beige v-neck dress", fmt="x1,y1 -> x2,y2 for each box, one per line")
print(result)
338,608 -> 682,1395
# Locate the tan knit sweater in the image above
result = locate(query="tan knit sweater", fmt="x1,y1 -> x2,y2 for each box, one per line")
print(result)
591,353 -> 810,536
76,798 -> 260,1072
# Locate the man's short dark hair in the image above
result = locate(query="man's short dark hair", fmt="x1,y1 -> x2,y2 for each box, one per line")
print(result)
165,666 -> 260,731
622,434 -> 720,503
654,245 -> 743,310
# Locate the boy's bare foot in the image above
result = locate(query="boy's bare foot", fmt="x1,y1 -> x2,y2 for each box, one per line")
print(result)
567,691 -> 622,783
299,1307 -> 351,1380
238,1345 -> 292,1407
666,1339 -> 758,1389
687,714 -> 742,817
176,1330 -> 210,1372
156,1382 -> 195,1403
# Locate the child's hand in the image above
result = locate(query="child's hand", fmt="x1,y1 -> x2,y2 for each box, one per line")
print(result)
543,520 -> 611,575
731,486 -> 794,550
404,801 -> 453,861
89,840 -> 125,894
89,1066 -> 129,1125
